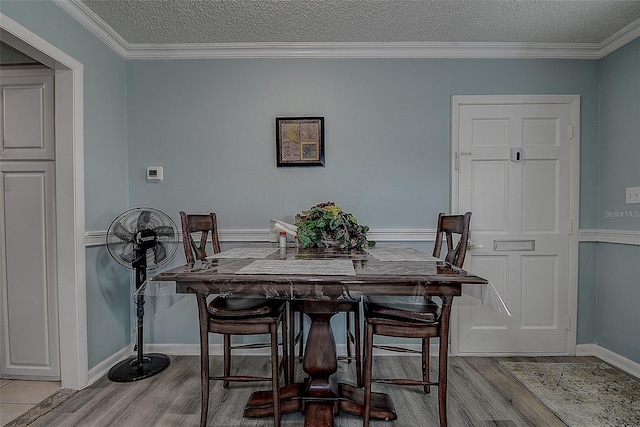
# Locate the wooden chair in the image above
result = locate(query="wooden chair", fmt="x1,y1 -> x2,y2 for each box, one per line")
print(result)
287,298 -> 362,385
362,212 -> 471,427
180,212 -> 288,427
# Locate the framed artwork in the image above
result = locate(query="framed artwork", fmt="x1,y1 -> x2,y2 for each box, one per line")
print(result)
276,117 -> 325,167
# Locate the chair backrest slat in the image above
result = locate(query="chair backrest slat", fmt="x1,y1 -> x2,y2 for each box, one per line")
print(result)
432,212 -> 471,268
179,211 -> 221,264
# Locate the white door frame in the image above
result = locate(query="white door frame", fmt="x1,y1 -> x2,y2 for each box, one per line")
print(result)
450,94 -> 580,356
1,14 -> 87,388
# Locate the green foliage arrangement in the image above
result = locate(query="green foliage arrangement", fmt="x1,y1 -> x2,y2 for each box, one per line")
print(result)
294,201 -> 370,249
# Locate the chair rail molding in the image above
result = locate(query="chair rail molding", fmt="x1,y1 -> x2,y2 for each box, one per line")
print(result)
89,228 -> 640,246
579,229 -> 640,246
86,228 -> 437,246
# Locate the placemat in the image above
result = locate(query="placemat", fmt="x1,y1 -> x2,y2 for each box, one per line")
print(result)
363,261 -> 437,275
366,247 -> 440,262
235,259 -> 356,276
208,247 -> 279,259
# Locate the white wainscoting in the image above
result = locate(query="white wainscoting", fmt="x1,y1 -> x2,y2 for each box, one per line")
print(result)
88,228 -> 640,247
86,228 -> 438,246
579,229 -> 640,246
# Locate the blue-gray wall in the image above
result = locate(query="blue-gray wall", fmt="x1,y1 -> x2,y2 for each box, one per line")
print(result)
2,0 -> 638,369
125,58 -> 602,346
1,0 -> 132,368
591,38 -> 640,362
126,59 -> 600,230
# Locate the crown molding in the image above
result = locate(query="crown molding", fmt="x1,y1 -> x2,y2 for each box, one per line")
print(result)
54,0 -> 640,60
52,0 -> 128,58
126,41 -> 605,60
597,16 -> 640,58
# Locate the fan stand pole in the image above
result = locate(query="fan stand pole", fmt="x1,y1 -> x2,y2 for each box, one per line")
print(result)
108,252 -> 170,382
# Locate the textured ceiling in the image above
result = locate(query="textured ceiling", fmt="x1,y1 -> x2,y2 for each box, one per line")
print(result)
80,0 -> 640,45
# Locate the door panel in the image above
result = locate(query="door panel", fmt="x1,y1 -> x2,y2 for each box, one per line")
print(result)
471,161 -> 508,232
522,160 -> 558,232
0,75 -> 54,160
0,162 -> 59,378
454,98 -> 573,355
1,70 -> 59,379
521,256 -> 557,327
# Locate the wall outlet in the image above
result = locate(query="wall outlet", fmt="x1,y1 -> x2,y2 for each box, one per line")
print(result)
627,187 -> 640,204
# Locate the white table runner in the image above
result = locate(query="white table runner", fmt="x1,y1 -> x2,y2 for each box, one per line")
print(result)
235,259 -> 356,276
208,247 -> 279,259
366,247 -> 440,262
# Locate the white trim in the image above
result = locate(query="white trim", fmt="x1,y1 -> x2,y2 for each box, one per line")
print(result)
579,229 -> 640,246
598,17 -> 640,58
567,96 -> 581,356
87,228 -> 437,246
52,0 -> 640,60
120,42 -> 605,60
0,13 -> 87,389
51,0 -> 128,58
90,228 -> 640,247
576,344 -> 640,380
86,346 -> 130,387
92,343 -> 640,385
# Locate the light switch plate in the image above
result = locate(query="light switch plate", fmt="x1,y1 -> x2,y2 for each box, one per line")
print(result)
626,187 -> 640,204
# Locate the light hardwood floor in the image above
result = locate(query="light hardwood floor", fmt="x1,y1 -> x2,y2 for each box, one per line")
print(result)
27,355 -> 601,426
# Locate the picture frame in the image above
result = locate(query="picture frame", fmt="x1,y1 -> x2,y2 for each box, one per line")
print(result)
276,117 -> 325,167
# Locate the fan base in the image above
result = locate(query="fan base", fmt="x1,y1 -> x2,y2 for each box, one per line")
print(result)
107,353 -> 170,382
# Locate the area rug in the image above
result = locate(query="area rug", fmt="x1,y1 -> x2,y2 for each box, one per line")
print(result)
499,362 -> 640,427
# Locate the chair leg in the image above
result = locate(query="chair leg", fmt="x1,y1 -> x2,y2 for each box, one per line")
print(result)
195,294 -> 210,427
354,307 -> 362,387
297,310 -> 304,361
423,337 -> 430,394
200,335 -> 209,427
271,324 -> 281,427
281,310 -> 289,385
287,303 -> 295,383
346,311 -> 353,364
223,334 -> 231,389
363,322 -> 374,427
437,297 -> 453,427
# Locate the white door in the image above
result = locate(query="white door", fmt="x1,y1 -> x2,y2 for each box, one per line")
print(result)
0,71 -> 60,379
451,95 -> 579,355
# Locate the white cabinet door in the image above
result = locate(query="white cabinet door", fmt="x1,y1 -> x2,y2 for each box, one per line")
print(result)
452,96 -> 577,355
0,74 -> 54,160
0,70 -> 59,379
0,161 -> 60,379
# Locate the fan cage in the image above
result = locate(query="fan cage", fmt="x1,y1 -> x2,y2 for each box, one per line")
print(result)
106,207 -> 179,270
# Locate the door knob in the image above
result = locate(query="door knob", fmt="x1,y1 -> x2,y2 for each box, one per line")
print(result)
468,241 -> 484,250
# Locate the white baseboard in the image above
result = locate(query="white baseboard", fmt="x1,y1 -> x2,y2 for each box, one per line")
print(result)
95,343 -> 638,384
576,344 -> 640,379
87,345 -> 132,387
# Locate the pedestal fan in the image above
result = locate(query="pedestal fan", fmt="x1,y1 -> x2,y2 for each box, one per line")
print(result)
105,207 -> 179,382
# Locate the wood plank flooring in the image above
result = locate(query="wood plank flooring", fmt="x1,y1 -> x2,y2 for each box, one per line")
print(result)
29,355 -> 601,426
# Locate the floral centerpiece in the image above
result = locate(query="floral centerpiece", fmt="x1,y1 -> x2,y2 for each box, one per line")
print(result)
294,201 -> 370,249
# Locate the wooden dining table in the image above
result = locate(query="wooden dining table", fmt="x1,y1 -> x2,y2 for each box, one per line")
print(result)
151,244 -> 489,427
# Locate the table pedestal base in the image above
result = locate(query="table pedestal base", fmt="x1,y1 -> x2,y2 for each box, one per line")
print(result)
244,382 -> 397,424
245,303 -> 396,426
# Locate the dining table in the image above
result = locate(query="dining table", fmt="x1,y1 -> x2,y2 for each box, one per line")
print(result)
150,243 -> 489,427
